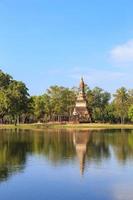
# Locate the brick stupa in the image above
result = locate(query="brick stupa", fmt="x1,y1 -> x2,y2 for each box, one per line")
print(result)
73,77 -> 91,123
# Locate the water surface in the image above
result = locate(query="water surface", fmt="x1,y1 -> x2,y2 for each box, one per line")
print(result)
0,129 -> 133,200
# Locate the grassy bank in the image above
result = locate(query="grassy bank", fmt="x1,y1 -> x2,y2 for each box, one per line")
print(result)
0,123 -> 133,130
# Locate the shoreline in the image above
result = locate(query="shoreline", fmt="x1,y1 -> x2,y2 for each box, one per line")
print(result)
0,123 -> 133,130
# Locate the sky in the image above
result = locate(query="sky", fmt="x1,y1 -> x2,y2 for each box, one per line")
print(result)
0,0 -> 133,95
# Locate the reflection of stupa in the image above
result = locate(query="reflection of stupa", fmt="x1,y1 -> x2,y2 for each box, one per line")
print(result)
73,131 -> 91,176
73,77 -> 91,123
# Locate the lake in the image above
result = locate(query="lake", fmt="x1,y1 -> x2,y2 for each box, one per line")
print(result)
0,129 -> 133,200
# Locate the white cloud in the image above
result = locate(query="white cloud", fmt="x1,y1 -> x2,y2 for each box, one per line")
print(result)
68,67 -> 128,93
45,66 -> 133,93
69,67 -> 124,83
110,39 -> 133,63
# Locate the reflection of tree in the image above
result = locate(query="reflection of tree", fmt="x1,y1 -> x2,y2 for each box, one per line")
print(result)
0,129 -> 76,182
88,129 -> 133,163
1,129 -> 133,182
32,130 -> 75,164
87,131 -> 110,162
103,129 -> 133,162
73,129 -> 133,173
0,129 -> 29,182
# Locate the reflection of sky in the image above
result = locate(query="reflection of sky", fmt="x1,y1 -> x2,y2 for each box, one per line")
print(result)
1,129 -> 133,200
113,185 -> 133,200
1,154 -> 133,200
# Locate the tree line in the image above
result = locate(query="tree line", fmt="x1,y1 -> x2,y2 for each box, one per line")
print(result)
0,69 -> 133,124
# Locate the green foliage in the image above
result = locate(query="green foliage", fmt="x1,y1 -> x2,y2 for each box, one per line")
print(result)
113,87 -> 130,123
0,70 -> 12,89
8,81 -> 29,115
86,87 -> 111,122
44,86 -> 76,120
0,70 -> 30,124
31,96 -> 45,121
29,86 -> 76,122
128,105 -> 133,122
0,90 -> 10,119
0,69 -> 133,124
104,103 -> 116,123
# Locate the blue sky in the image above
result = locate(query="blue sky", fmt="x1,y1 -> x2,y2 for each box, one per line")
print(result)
0,0 -> 133,95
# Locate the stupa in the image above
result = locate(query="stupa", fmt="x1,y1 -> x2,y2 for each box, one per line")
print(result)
73,77 -> 91,123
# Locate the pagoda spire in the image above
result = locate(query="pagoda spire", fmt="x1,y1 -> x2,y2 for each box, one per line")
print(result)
73,77 -> 91,123
79,77 -> 85,93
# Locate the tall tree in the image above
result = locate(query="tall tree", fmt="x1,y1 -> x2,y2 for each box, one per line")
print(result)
31,96 -> 45,122
45,86 -> 76,119
0,70 -> 12,89
128,105 -> 133,122
0,90 -> 11,122
113,87 -> 129,124
87,87 -> 111,122
8,81 -> 30,124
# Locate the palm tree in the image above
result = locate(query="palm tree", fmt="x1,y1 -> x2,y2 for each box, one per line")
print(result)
113,87 -> 129,124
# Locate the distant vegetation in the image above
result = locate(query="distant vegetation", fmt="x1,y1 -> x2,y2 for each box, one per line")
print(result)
0,69 -> 133,124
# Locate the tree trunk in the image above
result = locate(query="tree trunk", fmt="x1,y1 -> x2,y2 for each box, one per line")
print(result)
17,115 -> 20,125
